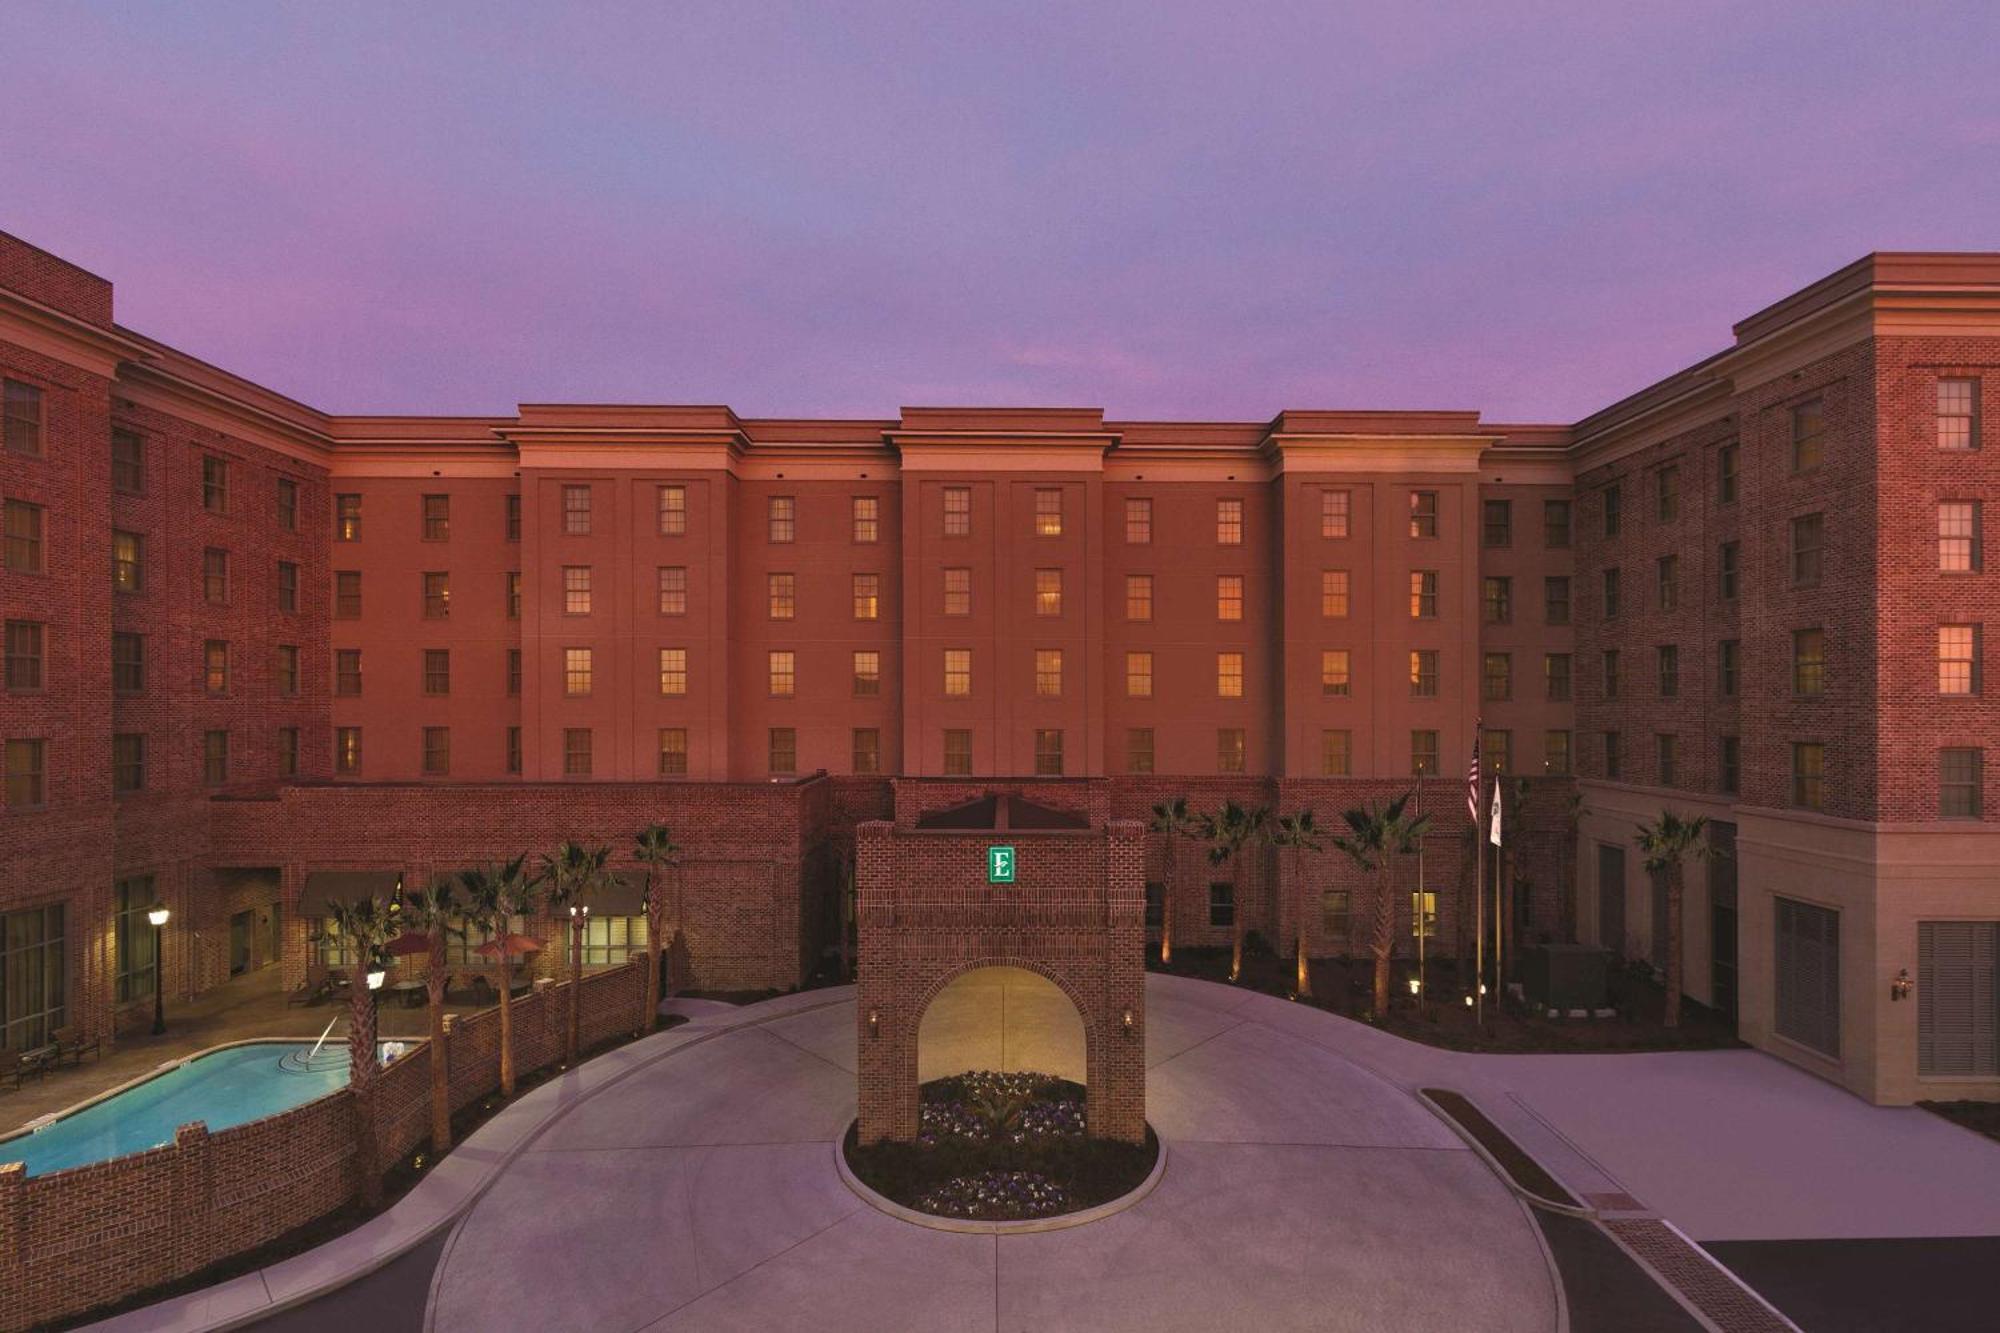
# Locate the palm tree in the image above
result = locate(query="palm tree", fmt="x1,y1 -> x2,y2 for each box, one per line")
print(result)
324,893 -> 402,1205
1199,801 -> 1270,982
1146,797 -> 1199,965
540,841 -> 611,1063
633,824 -> 681,1032
396,876 -> 461,1153
1332,790 -> 1433,1018
459,854 -> 537,1096
1633,810 -> 1714,1029
1270,809 -> 1325,998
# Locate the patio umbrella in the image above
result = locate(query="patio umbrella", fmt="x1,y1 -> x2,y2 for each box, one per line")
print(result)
475,933 -> 544,960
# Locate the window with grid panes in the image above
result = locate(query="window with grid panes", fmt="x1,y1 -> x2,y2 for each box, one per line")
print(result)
203,730 -> 228,785
1940,502 -> 1981,572
1126,651 -> 1153,698
1719,735 -> 1740,794
1034,488 -> 1062,536
1217,728 -> 1246,773
4,738 -> 46,806
1484,729 -> 1511,775
1719,639 -> 1739,697
1126,574 -> 1152,621
1216,574 -> 1242,621
1035,649 -> 1063,697
1216,498 -> 1243,545
422,494 -> 450,540
1658,644 -> 1679,697
1940,748 -> 1983,816
1602,484 -> 1622,537
563,565 -> 591,615
564,647 -> 592,696
768,650 -> 796,697
1483,499 -> 1511,547
1545,652 -> 1571,702
1939,625 -> 1980,695
335,727 -> 362,775
658,728 -> 687,776
204,640 -> 229,694
508,648 -> 522,696
276,644 -> 299,696
943,729 -> 972,775
507,726 -> 523,775
943,486 -> 970,536
335,493 -> 361,541
1322,569 -> 1349,617
853,572 -> 880,620
768,572 -> 795,619
1034,729 -> 1064,776
1794,629 -> 1826,696
202,455 -> 228,512
1657,734 -> 1679,786
111,427 -> 145,493
1791,399 -> 1826,470
423,648 -> 449,696
944,650 -> 970,697
658,484 -> 686,535
334,571 -> 362,618
1125,497 -> 1151,543
1480,652 -> 1509,701
1544,730 -> 1571,776
1483,576 -> 1511,623
1321,729 -> 1351,776
6,502 -> 46,574
1127,728 -> 1154,774
507,572 -> 523,620
1321,887 -> 1351,939
1410,730 -> 1439,776
1544,498 -> 1571,548
851,728 -> 881,774
1408,490 -> 1437,538
1323,489 -> 1351,538
1410,650 -> 1438,697
423,727 -> 450,776
1321,649 -> 1350,696
335,649 -> 361,696
1656,464 -> 1679,522
1544,575 -> 1570,625
278,727 -> 298,777
562,484 -> 592,534
506,492 -> 521,541
277,561 -> 298,613
1603,649 -> 1621,700
1938,378 -> 1979,450
275,479 -> 297,530
659,566 -> 687,614
2,380 -> 42,455
1657,555 -> 1678,612
564,728 -> 593,777
423,571 -> 449,618
112,631 -> 143,694
659,648 -> 687,696
4,621 -> 42,691
1719,542 -> 1739,599
1717,441 -> 1739,503
202,548 -> 228,604
853,650 -> 881,696
852,496 -> 880,543
1410,570 -> 1437,618
1792,742 -> 1824,809
944,567 -> 971,616
1217,651 -> 1244,698
1036,568 -> 1063,616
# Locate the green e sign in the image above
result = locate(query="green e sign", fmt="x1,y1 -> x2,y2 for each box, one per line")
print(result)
987,845 -> 1016,884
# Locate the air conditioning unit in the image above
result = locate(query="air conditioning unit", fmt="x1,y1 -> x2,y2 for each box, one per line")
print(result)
1522,944 -> 1609,1012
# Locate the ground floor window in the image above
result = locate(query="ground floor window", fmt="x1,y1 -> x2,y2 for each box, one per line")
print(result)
581,914 -> 648,965
1918,921 -> 1999,1078
113,875 -> 157,1003
1410,889 -> 1438,939
1208,882 -> 1234,928
1143,882 -> 1163,930
315,922 -> 357,967
450,914 -> 528,967
1321,888 -> 1350,943
1,903 -> 65,1049
1774,897 -> 1840,1059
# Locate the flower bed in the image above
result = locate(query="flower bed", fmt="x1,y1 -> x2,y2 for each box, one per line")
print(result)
843,1071 -> 1157,1222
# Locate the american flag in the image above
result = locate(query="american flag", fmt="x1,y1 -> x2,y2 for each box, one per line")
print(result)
1466,718 -> 1482,822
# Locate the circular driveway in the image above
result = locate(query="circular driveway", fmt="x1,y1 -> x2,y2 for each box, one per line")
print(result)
427,974 -> 1558,1332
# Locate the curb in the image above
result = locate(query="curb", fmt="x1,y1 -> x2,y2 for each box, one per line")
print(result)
832,1126 -> 1168,1235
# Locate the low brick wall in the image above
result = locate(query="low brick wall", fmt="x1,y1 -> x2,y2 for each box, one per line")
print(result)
0,959 -> 648,1331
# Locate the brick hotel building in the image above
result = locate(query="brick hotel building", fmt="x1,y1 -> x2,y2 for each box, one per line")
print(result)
1,232 -> 1996,1106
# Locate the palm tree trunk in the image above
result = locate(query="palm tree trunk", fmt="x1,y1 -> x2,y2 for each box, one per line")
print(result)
567,916 -> 582,1064
1158,837 -> 1175,966
1371,865 -> 1396,1017
1228,853 -> 1244,982
643,872 -> 663,1034
427,939 -> 451,1153
1294,847 -> 1312,998
348,977 -> 381,1205
669,864 -> 686,996
497,956 -> 516,1097
1664,862 -> 1683,1028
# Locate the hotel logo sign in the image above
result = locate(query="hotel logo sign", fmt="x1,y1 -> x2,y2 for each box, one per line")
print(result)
987,845 -> 1016,884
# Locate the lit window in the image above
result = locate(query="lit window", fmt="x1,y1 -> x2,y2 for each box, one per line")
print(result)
943,729 -> 972,775
1036,649 -> 1063,698
564,647 -> 593,696
659,566 -> 688,614
768,572 -> 795,620
562,484 -> 592,535
1791,400 -> 1826,471
943,649 -> 971,697
1321,886 -> 1351,936
1410,570 -> 1437,619
658,728 -> 688,776
1482,499 -> 1511,548
1034,728 -> 1064,775
1793,628 -> 1826,696
659,647 -> 687,696
853,573 -> 880,620
853,650 -> 881,696
1411,890 -> 1438,940
1126,651 -> 1153,698
1125,574 -> 1153,621
658,484 -> 687,535
1792,741 -> 1824,809
1034,488 -> 1062,536
768,727 -> 797,775
1940,502 -> 1982,572
769,650 -> 796,697
1939,625 -> 1980,695
1938,377 -> 1979,451
336,493 -> 361,541
943,486 -> 971,537
1940,748 -> 1983,817
1216,728 -> 1246,773
943,567 -> 971,616
1410,650 -> 1439,698
1036,568 -> 1063,617
335,727 -> 362,775
1321,650 -> 1350,697
767,496 -> 794,543
423,572 -> 450,619
1322,489 -> 1351,538
563,565 -> 591,615
422,493 -> 450,541
1409,490 -> 1437,538
852,496 -> 880,543
1480,652 -> 1509,701
564,728 -> 593,777
1217,651 -> 1244,698
1322,570 -> 1349,618
203,640 -> 229,694
1125,497 -> 1152,544
1321,730 -> 1351,777
1216,498 -> 1243,545
1216,575 -> 1243,621
507,572 -> 522,619
1127,728 -> 1155,774
1410,730 -> 1439,777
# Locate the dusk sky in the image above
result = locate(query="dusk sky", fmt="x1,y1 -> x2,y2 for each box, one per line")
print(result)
3,3 -> 1997,422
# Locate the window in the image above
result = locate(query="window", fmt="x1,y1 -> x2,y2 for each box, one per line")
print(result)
1940,748 -> 1983,817
508,649 -> 522,696
1544,498 -> 1571,549
276,644 -> 300,696
765,571 -> 795,620
112,734 -> 145,793
1208,883 -> 1234,928
1034,488 -> 1063,536
0,901 -> 65,1046
562,484 -> 592,535
1718,542 -> 1739,600
1034,728 -> 1064,776
278,726 -> 298,777
422,727 -> 450,776
1404,647 -> 1435,698
852,496 -> 880,543
659,647 -> 687,696
1603,649 -> 1622,700
1410,570 -> 1437,619
277,560 -> 298,614
1656,555 -> 1679,612
423,648 -> 449,696
1321,888 -> 1351,939
422,494 -> 450,540
1939,625 -> 1980,695
1126,497 -> 1152,544
1544,730 -> 1572,777
507,727 -> 523,775
1216,498 -> 1243,545
578,914 -> 649,967
1484,729 -> 1511,775
1411,730 -> 1439,777
1718,443 -> 1739,504
506,572 -> 521,619
1480,653 -> 1510,701
853,572 -> 881,620
1322,489 -> 1351,538
6,501 -> 45,574
1657,645 -> 1679,697
1719,639 -> 1740,698
1792,742 -> 1825,809
1775,897 -> 1840,1056
1790,514 -> 1824,587
4,621 -> 42,690
1035,649 -> 1063,698
1036,568 -> 1064,617
1216,728 -> 1246,773
1321,570 -> 1349,618
1126,574 -> 1153,621
203,729 -> 229,785
200,547 -> 228,604
853,650 -> 881,696
1482,576 -> 1512,624
564,647 -> 593,696
1395,490 -> 1436,541
113,878 -> 157,1003
4,738 -> 46,806
1127,728 -> 1155,775
1216,574 -> 1243,621
422,571 -> 450,619
335,493 -> 361,541
1482,499 -> 1512,548
201,454 -> 228,512
769,650 -> 796,697
943,486 -> 971,536
1657,734 -> 1679,787
334,649 -> 362,696
2,380 -> 43,455
1601,567 -> 1621,618
1321,729 -> 1352,777
506,493 -> 521,541
769,728 -> 797,775
1144,883 -> 1164,929
1126,651 -> 1154,698
1719,736 -> 1740,795
852,728 -> 881,775
335,727 -> 362,775
111,632 -> 143,694
1545,653 -> 1571,702
1656,464 -> 1680,523
659,566 -> 688,615
943,567 -> 971,617
1604,731 -> 1623,781
1321,650 -> 1350,697
564,728 -> 593,777
943,729 -> 972,776
944,650 -> 971,697
658,484 -> 687,535
1602,484 -> 1622,537
1790,399 -> 1827,471
1794,629 -> 1826,696
1217,651 -> 1244,698
1544,576 -> 1570,625
555,566 -> 589,615
203,640 -> 229,694
1938,377 -> 1980,450
335,570 -> 361,618
1411,889 -> 1439,940
1940,502 -> 1982,572
658,728 -> 688,776
111,428 -> 145,493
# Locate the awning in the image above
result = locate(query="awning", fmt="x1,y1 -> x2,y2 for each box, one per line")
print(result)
299,869 -> 405,916
590,870 -> 647,916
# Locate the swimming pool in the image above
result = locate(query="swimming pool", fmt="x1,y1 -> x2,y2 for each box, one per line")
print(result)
0,1039 -> 406,1178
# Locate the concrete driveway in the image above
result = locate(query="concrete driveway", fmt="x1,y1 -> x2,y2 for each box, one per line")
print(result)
425,977 -> 1559,1333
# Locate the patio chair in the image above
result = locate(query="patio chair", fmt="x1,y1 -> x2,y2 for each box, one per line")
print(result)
52,1027 -> 100,1066
4,1044 -> 58,1091
286,975 -> 332,1007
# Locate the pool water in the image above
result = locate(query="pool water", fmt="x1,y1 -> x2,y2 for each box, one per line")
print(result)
1,1040 -> 402,1178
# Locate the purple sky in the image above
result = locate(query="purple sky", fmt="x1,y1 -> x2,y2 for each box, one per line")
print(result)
3,3 -> 1997,422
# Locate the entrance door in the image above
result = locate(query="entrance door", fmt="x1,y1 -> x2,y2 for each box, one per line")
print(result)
1709,822 -> 1738,1025
229,910 -> 253,975
1596,844 -> 1627,958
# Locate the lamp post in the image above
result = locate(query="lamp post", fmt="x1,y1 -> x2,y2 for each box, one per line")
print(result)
567,903 -> 589,1063
147,903 -> 170,1036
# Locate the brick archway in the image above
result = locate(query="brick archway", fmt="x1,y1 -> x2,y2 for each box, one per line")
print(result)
854,788 -> 1146,1144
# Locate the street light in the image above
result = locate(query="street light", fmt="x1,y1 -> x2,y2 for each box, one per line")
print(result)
147,903 -> 170,1036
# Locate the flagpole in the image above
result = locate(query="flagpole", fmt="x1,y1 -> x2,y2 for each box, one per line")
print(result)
1474,785 -> 1485,1031
1415,776 -> 1426,1015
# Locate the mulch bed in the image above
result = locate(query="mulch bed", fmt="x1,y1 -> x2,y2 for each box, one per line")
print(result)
1920,1099 -> 2000,1147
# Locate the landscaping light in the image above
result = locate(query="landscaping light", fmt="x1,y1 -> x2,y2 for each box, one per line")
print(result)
365,964 -> 387,991
867,1007 -> 880,1038
147,903 -> 170,928
1121,1008 -> 1136,1037
1463,994 -> 1473,1008
1407,978 -> 1421,996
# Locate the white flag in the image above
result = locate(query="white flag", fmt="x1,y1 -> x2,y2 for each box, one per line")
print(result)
1488,781 -> 1503,846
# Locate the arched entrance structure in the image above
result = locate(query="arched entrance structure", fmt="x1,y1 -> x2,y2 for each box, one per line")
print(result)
918,965 -> 1086,1083
856,784 -> 1146,1143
